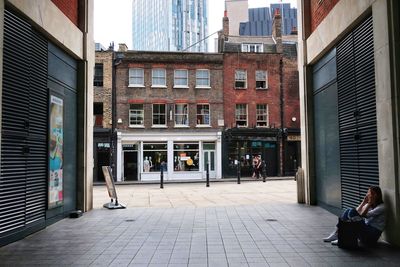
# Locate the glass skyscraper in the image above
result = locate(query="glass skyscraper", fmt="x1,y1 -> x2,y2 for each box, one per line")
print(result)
239,3 -> 297,36
132,0 -> 208,52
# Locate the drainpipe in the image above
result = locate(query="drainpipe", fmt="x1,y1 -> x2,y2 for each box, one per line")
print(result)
280,56 -> 285,177
111,50 -> 117,180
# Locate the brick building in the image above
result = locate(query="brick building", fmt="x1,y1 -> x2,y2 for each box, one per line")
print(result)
298,0 -> 400,245
113,51 -> 224,181
93,44 -> 113,182
219,10 -> 300,177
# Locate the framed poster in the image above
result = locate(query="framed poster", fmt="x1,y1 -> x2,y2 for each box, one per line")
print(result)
48,95 -> 64,209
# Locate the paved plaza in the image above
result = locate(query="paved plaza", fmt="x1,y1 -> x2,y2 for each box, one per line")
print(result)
0,180 -> 399,266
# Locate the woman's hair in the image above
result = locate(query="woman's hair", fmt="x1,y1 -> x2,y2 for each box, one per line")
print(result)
370,186 -> 384,205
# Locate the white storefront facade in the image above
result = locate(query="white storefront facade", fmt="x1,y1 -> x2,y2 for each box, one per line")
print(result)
116,131 -> 222,182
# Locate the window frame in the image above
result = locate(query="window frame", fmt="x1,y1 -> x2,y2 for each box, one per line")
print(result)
94,63 -> 104,86
196,104 -> 210,127
174,69 -> 189,88
195,69 -> 211,88
174,103 -> 189,127
129,104 -> 144,127
152,103 -> 167,127
235,70 -> 247,89
173,142 -> 200,172
256,104 -> 268,127
241,43 -> 263,53
128,68 -> 145,87
142,142 -> 168,173
151,68 -> 167,88
255,70 -> 268,89
235,104 -> 248,127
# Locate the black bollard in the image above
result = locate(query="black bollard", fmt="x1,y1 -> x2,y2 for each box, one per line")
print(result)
206,162 -> 210,187
262,160 -> 266,183
160,163 -> 164,189
237,161 -> 241,184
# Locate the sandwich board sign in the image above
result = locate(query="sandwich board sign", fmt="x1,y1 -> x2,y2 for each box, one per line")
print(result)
102,166 -> 126,209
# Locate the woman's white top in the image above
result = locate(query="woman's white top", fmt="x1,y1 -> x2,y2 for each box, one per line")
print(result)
364,203 -> 385,231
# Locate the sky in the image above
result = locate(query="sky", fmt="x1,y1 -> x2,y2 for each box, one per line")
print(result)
94,0 -> 297,52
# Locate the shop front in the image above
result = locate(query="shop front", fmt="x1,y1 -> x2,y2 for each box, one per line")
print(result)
116,132 -> 222,181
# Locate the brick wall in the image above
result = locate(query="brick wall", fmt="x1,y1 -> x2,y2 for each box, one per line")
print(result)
94,51 -> 113,129
223,53 -> 281,129
115,52 -> 224,131
223,53 -> 299,130
282,57 -> 300,129
51,0 -> 79,27
310,0 -> 340,33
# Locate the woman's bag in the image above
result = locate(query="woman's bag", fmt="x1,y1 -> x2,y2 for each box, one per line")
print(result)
337,218 -> 362,249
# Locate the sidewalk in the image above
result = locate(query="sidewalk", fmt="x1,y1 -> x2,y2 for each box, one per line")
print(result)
1,180 -> 399,266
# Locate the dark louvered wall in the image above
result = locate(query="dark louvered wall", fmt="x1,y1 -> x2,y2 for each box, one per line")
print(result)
26,31 -> 48,225
337,16 -> 379,209
1,10 -> 47,238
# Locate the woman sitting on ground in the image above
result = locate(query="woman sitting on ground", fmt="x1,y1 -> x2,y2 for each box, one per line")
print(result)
323,185 -> 385,246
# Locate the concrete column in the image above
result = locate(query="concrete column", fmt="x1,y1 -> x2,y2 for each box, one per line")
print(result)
372,0 -> 400,246
297,0 -> 315,205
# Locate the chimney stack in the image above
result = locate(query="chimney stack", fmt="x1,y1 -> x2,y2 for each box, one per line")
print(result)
223,11 -> 229,37
118,43 -> 128,52
272,9 -> 282,53
218,10 -> 230,53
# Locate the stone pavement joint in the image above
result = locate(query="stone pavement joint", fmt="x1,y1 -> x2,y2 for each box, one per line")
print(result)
0,181 -> 399,266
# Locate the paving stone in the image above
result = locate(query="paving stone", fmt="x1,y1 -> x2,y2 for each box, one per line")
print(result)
0,181 -> 399,266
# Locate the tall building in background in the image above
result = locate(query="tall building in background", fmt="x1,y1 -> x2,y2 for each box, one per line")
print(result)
239,3 -> 297,36
225,0 -> 249,36
225,1 -> 297,36
132,0 -> 208,52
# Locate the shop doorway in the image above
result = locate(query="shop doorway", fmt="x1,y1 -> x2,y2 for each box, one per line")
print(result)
203,150 -> 216,178
124,151 -> 138,181
285,141 -> 300,176
96,149 -> 110,182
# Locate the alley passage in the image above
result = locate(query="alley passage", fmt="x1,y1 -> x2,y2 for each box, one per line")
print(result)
1,180 -> 399,267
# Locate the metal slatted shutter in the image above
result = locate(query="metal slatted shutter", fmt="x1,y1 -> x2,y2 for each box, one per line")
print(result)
353,17 -> 379,194
1,10 -> 47,236
26,31 -> 48,225
337,16 -> 379,209
337,32 -> 360,208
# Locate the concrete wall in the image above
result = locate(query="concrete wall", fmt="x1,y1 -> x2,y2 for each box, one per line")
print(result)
298,0 -> 400,245
7,0 -> 84,59
51,0 -> 79,26
309,0 -> 339,33
226,0 -> 248,36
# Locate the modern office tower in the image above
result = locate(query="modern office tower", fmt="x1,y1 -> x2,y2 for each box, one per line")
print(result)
238,3 -> 297,36
132,0 -> 208,52
225,0 -> 249,36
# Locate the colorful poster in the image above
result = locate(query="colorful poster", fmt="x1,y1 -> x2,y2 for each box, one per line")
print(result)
48,95 -> 64,209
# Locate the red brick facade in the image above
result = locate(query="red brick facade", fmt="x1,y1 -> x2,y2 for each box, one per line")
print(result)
282,57 -> 300,129
51,0 -> 79,27
223,53 -> 299,130
310,0 -> 340,33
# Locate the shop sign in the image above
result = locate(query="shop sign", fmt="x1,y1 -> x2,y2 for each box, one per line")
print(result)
287,135 -> 301,141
